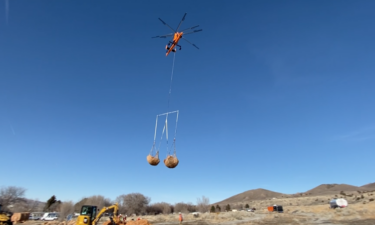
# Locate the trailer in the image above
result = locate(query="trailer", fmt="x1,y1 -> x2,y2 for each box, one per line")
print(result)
330,198 -> 348,209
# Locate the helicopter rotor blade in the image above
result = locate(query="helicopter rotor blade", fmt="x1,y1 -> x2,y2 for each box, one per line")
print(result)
180,25 -> 199,32
183,29 -> 202,35
182,37 -> 199,49
176,13 -> 187,31
152,33 -> 174,38
158,18 -> 176,32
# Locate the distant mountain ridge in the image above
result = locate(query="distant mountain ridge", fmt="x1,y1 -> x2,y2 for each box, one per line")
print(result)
304,184 -> 368,196
215,188 -> 284,204
215,182 -> 375,205
361,182 -> 375,189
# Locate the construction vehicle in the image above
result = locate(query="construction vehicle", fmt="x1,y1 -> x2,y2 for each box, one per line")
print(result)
0,204 -> 13,225
76,203 -> 122,225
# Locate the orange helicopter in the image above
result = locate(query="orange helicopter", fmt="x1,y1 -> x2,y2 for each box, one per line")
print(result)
152,13 -> 202,56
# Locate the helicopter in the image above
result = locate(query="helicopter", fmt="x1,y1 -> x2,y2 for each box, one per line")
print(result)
152,13 -> 202,56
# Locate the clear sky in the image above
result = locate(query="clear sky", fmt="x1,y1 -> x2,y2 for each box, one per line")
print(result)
1,0 -> 375,205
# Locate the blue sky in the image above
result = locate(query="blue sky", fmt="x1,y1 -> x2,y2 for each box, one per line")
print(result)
1,0 -> 375,205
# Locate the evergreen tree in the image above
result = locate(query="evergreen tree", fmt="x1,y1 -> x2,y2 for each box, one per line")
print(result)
210,205 -> 215,213
44,195 -> 57,211
216,205 -> 221,212
245,204 -> 249,208
225,204 -> 231,211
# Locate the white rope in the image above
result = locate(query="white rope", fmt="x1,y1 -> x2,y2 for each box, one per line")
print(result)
165,115 -> 169,155
174,110 -> 179,139
153,115 -> 159,142
149,115 -> 159,156
157,121 -> 166,152
167,53 -> 176,112
157,110 -> 179,116
151,52 -> 179,157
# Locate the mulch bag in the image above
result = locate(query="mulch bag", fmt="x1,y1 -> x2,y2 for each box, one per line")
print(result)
164,154 -> 179,168
11,213 -> 30,223
147,151 -> 160,166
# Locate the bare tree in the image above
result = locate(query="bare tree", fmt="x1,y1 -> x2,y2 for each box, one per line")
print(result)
173,202 -> 196,213
115,195 -> 127,214
10,200 -> 28,212
59,201 -> 75,221
49,201 -> 62,212
27,199 -> 44,212
0,186 -> 26,211
146,202 -> 171,215
74,195 -> 112,213
146,204 -> 160,215
174,202 -> 189,213
153,202 -> 172,214
85,195 -> 112,210
161,202 -> 172,214
196,196 -> 209,213
186,202 -> 197,213
122,193 -> 150,216
74,198 -> 88,212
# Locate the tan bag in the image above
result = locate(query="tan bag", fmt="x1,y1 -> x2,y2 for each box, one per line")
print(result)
147,151 -> 160,166
164,154 -> 179,168
11,213 -> 30,223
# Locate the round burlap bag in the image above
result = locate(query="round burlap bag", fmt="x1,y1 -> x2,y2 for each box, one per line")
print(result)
164,155 -> 179,168
147,154 -> 160,166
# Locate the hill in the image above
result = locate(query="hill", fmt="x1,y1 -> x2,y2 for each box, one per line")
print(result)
304,184 -> 366,196
361,182 -> 375,190
215,188 -> 285,205
215,182 -> 375,205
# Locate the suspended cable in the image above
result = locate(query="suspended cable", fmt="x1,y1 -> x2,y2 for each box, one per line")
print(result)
149,115 -> 159,156
167,52 -> 176,112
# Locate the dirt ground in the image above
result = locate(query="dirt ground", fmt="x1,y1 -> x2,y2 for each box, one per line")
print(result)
137,199 -> 375,225
22,197 -> 375,225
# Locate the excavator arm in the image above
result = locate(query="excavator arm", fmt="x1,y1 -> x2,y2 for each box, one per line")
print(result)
92,203 -> 119,225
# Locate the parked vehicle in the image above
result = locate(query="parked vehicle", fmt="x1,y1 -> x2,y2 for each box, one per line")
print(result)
44,213 -> 59,221
29,212 -> 44,220
330,198 -> 348,209
40,213 -> 49,221
40,213 -> 59,221
267,205 -> 283,213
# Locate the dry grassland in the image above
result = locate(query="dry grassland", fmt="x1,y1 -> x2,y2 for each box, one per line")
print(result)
140,201 -> 375,224
22,192 -> 375,225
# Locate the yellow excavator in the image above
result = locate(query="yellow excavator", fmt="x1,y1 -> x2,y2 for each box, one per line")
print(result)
76,203 -> 123,225
0,204 -> 13,225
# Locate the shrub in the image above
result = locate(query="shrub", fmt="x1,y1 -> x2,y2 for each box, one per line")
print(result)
369,198 -> 374,202
197,196 -> 210,213
59,201 -> 74,221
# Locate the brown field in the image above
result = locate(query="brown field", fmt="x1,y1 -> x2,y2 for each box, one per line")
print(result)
23,196 -> 375,225
20,186 -> 375,225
